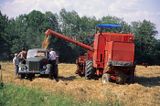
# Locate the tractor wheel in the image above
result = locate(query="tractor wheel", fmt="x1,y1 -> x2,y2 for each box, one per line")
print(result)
20,74 -> 25,79
102,73 -> 111,84
85,60 -> 95,79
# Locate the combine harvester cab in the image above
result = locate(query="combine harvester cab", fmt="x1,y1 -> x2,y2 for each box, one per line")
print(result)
45,24 -> 135,84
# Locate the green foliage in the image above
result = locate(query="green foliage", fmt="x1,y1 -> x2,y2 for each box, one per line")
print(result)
131,20 -> 159,64
0,84 -> 118,106
100,16 -> 131,33
0,84 -> 75,106
0,11 -> 11,59
1,10 -> 60,53
0,9 -> 160,64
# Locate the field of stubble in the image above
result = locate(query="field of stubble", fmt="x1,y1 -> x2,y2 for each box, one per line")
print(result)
0,62 -> 160,106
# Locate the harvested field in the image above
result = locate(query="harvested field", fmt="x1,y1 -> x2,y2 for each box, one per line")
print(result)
1,62 -> 160,106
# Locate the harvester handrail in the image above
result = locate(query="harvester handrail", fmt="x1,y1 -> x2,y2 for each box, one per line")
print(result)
45,29 -> 93,51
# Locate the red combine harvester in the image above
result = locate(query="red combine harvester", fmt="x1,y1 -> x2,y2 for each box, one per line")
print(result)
45,24 -> 135,84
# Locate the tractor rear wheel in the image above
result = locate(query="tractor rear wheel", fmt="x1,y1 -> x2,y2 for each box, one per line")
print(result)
102,73 -> 111,84
85,60 -> 95,79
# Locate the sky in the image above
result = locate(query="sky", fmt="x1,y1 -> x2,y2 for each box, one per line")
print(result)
0,0 -> 160,37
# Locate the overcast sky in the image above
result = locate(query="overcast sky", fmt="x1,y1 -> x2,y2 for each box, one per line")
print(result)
0,0 -> 160,36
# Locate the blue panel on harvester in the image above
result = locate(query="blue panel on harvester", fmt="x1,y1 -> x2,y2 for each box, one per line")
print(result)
96,24 -> 121,28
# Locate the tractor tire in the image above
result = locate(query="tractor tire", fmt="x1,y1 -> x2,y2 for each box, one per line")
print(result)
85,60 -> 95,79
102,73 -> 111,84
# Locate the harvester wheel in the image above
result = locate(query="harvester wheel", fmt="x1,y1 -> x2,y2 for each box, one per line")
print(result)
85,60 -> 95,79
116,72 -> 127,84
102,73 -> 111,84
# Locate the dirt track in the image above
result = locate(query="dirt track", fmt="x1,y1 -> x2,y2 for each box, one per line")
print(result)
1,62 -> 160,106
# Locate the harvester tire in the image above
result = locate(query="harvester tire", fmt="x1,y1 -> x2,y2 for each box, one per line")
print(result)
85,60 -> 95,79
102,73 -> 111,84
116,72 -> 127,84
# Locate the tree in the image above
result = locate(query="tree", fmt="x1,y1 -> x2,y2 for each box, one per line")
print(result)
1,9 -> 160,64
0,11 -> 10,60
100,16 -> 131,33
131,20 -> 159,64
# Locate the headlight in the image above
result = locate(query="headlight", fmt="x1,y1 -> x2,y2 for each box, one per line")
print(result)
19,64 -> 27,71
24,66 -> 28,70
43,65 -> 47,70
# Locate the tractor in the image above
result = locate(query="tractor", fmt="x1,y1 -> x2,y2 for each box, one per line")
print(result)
44,24 -> 135,84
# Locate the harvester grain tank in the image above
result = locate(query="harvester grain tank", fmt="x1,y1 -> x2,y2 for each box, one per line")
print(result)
45,24 -> 135,84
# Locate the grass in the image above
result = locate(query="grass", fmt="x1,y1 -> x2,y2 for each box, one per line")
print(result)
1,62 -> 160,106
0,83 -> 120,106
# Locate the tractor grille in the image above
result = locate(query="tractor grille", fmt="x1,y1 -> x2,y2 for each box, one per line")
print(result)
28,61 -> 40,71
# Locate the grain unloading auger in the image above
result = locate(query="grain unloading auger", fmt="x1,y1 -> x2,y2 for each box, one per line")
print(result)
44,24 -> 135,84
43,29 -> 93,51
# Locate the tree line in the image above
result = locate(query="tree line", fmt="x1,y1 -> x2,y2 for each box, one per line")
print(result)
0,9 -> 160,64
